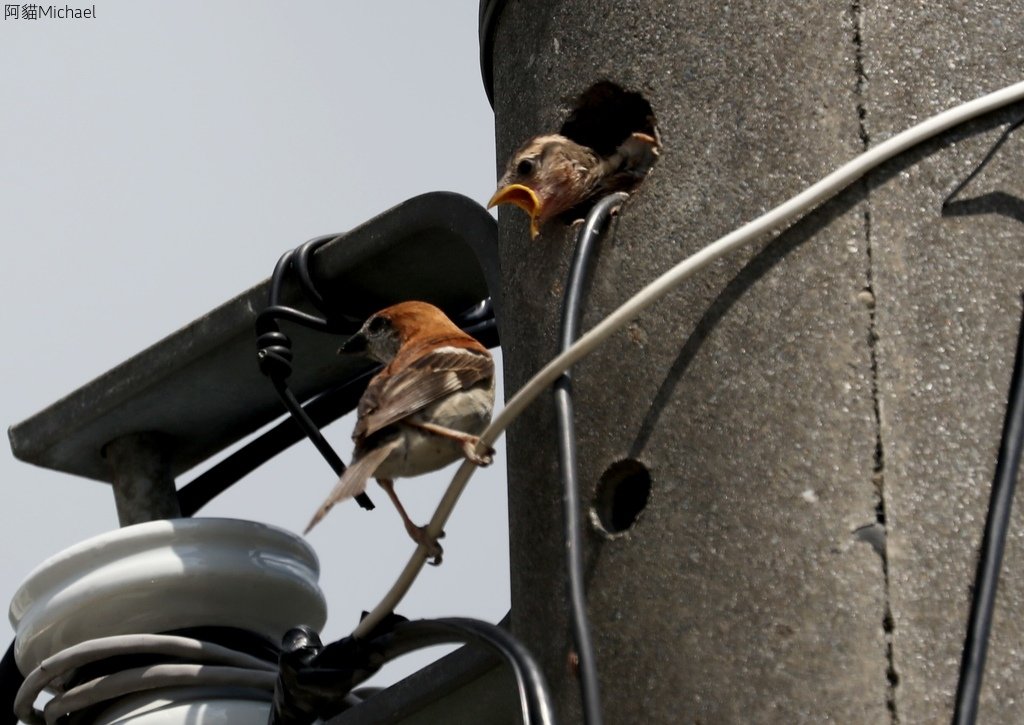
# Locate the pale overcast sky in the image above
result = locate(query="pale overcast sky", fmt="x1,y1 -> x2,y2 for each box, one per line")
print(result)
0,0 -> 507,687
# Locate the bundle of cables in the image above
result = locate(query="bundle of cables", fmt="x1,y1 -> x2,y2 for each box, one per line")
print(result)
10,618 -> 554,725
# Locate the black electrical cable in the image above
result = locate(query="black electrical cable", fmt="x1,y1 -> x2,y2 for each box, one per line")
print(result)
379,619 -> 555,725
952,296 -> 1024,725
477,0 -> 508,107
293,237 -> 333,313
258,304 -> 338,332
256,234 -> 376,509
1,641 -> 23,725
274,379 -> 355,484
269,617 -> 554,725
553,192 -> 629,725
177,369 -> 377,516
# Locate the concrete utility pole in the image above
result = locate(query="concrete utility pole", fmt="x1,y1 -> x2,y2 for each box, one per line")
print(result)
488,1 -> 1024,722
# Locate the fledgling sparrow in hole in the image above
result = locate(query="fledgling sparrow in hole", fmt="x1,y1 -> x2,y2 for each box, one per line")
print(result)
304,301 -> 495,565
488,132 -> 660,239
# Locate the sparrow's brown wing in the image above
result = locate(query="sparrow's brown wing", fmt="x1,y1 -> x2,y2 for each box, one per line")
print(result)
355,345 -> 493,440
304,438 -> 401,534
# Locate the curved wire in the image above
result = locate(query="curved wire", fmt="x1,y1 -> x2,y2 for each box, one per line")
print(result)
293,235 -> 337,312
256,305 -> 338,333
23,621 -> 551,725
553,192 -> 629,724
952,297 -> 1024,725
44,665 -> 275,724
374,619 -> 555,725
266,234 -> 337,310
15,634 -> 277,724
352,79 -> 1024,639
15,633 -> 279,725
257,235 -> 375,510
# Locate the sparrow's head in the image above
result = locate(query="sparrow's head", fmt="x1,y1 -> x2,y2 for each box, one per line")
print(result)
339,301 -> 465,363
488,134 -> 597,239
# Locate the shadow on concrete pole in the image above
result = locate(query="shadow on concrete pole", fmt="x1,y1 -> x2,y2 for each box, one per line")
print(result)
485,1 -> 1024,722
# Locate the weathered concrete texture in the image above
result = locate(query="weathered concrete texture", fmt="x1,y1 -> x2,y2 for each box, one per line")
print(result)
493,2 -> 891,722
860,2 -> 1024,723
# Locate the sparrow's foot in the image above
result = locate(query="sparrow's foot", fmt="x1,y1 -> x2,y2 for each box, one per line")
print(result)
462,438 -> 495,467
407,522 -> 446,566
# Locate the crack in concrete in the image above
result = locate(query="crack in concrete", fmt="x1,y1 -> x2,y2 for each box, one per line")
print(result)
851,1 -> 900,722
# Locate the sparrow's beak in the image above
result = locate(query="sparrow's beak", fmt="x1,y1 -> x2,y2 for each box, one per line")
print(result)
487,183 -> 543,239
338,331 -> 368,355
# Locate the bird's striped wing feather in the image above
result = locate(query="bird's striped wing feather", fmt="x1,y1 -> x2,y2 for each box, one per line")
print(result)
356,346 -> 492,439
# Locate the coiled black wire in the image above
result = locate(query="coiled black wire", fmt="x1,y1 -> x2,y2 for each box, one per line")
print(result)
553,192 -> 629,725
255,234 -> 376,509
952,296 -> 1024,725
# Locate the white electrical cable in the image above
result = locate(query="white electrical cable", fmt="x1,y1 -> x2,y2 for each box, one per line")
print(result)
353,79 -> 1024,639
44,665 -> 276,725
15,634 -> 277,724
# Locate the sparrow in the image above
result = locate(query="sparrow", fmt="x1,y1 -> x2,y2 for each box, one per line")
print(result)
488,132 -> 660,239
488,80 -> 661,239
304,301 -> 496,564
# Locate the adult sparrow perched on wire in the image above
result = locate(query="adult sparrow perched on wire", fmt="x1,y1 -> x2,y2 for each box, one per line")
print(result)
488,131 -> 660,239
304,301 -> 495,564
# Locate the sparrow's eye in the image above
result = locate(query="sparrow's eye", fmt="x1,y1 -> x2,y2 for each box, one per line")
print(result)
367,316 -> 388,335
516,158 -> 535,176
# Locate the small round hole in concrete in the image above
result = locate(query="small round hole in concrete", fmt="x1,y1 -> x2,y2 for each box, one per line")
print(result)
592,459 -> 651,537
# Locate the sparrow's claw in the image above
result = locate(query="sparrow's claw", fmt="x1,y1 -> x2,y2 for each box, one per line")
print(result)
408,524 -> 445,565
462,439 -> 495,467
401,516 -> 445,564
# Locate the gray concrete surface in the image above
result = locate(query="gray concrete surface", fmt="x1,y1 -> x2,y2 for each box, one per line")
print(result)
861,2 -> 1024,722
490,0 -> 1022,722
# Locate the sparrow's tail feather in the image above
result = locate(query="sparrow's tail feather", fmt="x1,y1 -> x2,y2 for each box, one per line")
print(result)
304,439 -> 400,534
